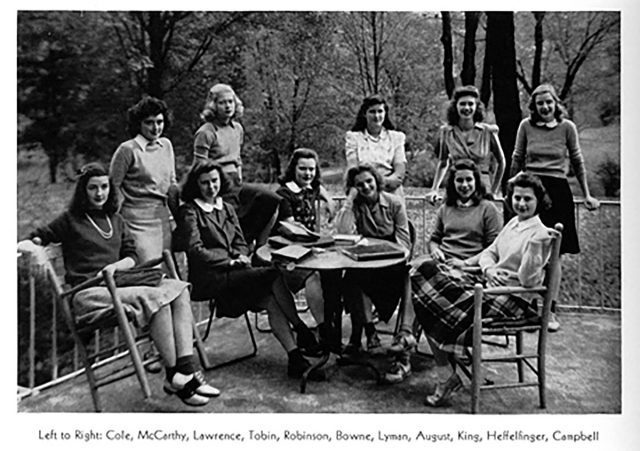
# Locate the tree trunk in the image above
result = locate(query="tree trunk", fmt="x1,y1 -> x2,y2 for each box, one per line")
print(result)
146,12 -> 165,98
480,40 -> 491,106
532,12 -> 545,89
461,12 -> 480,86
440,12 -> 454,98
486,12 -> 521,193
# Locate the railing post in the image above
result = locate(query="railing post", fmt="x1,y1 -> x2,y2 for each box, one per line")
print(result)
28,257 -> 36,390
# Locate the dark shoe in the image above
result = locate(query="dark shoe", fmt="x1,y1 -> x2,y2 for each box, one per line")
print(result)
296,327 -> 323,357
163,373 -> 212,406
388,332 -> 418,355
287,355 -> 326,381
382,360 -> 412,384
342,341 -> 363,356
424,373 -> 462,407
366,331 -> 385,355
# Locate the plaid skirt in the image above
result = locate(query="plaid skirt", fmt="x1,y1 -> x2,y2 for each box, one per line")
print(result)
411,260 -> 537,358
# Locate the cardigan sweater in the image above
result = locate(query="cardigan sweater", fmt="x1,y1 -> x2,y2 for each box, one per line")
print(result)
174,200 -> 249,301
510,118 -> 586,180
478,215 -> 552,289
276,181 -> 320,232
31,211 -> 138,286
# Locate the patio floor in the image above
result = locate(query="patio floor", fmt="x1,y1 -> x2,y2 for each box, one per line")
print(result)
17,311 -> 620,414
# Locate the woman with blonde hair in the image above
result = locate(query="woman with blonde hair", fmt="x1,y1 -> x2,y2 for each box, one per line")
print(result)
193,83 -> 281,252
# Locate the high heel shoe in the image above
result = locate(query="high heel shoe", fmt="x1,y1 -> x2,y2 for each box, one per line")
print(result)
424,373 -> 462,407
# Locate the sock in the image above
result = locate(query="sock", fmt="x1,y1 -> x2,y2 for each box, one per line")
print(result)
165,366 -> 177,383
364,322 -> 376,338
175,354 -> 196,375
288,348 -> 304,363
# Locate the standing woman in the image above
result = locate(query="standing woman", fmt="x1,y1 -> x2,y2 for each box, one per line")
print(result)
510,83 -> 600,331
345,94 -> 407,198
427,86 -> 506,204
193,83 -> 281,251
19,163 -> 218,407
110,97 -> 179,263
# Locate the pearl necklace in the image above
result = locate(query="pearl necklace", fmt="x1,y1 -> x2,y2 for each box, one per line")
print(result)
85,213 -> 113,239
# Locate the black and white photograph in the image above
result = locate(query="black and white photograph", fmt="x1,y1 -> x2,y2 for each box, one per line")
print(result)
8,0 -> 638,449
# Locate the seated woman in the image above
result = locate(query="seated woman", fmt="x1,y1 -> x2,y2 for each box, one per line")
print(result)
18,163 -> 218,407
174,160 -> 323,380
384,159 -> 502,384
275,148 -> 339,349
411,172 -> 554,407
335,164 -> 411,355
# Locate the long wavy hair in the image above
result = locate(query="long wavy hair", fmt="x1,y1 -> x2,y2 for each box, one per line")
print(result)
351,94 -> 396,132
279,148 -> 322,190
445,85 -> 485,125
444,159 -> 488,206
180,160 -> 231,203
69,163 -> 118,216
126,96 -> 171,138
528,83 -> 566,124
200,83 -> 244,123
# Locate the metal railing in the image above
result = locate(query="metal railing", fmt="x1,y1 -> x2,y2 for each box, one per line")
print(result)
16,196 -> 620,399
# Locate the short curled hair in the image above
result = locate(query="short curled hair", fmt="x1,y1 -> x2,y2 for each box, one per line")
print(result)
446,85 -> 485,125
126,96 -> 171,137
69,162 -> 118,216
444,159 -> 488,206
279,148 -> 322,190
528,83 -> 566,124
351,94 -> 396,132
506,172 -> 552,215
180,160 -> 231,203
201,83 -> 244,123
345,164 -> 384,196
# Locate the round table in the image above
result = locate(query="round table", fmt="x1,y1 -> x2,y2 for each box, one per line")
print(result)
256,237 -> 409,271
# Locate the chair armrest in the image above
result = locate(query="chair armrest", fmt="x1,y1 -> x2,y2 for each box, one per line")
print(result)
482,285 -> 546,296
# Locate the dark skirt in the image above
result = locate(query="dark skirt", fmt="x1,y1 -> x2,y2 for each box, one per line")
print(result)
222,175 -> 281,244
342,263 -> 407,323
411,261 -> 537,357
195,267 -> 278,318
537,175 -> 579,254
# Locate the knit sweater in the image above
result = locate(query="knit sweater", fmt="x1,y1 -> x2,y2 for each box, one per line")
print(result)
31,211 -> 138,286
193,120 -> 244,172
430,200 -> 502,260
510,118 -> 586,180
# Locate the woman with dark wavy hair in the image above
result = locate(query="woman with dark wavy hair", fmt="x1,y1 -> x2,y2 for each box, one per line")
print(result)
110,96 -> 179,263
345,94 -> 407,197
383,159 -> 502,385
174,160 -> 324,380
412,172 -> 554,407
19,163 -> 218,407
427,86 -> 506,204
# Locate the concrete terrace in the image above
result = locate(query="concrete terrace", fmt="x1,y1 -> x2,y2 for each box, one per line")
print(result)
17,311 -> 620,414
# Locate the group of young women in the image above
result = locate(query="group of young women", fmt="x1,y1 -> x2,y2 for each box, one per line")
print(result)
18,81 -> 599,409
